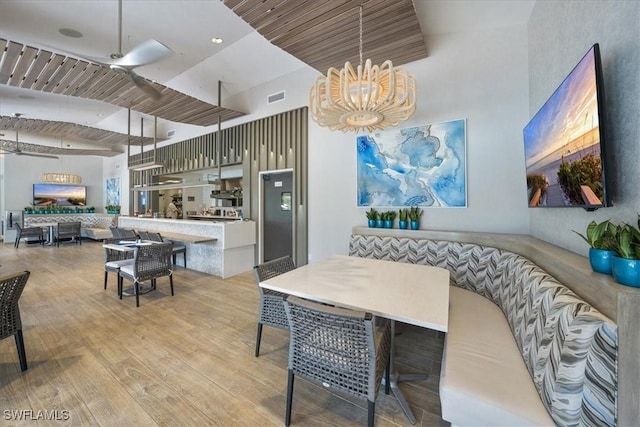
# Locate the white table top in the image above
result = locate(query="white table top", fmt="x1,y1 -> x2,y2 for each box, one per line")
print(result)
260,255 -> 450,332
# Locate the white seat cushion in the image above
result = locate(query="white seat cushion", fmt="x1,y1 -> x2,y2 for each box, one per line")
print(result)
440,286 -> 554,426
105,259 -> 134,269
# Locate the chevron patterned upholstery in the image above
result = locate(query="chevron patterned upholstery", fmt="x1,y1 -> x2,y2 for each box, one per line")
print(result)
349,234 -> 618,426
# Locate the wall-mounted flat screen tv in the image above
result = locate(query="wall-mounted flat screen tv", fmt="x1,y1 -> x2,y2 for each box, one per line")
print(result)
33,184 -> 86,207
523,43 -> 611,209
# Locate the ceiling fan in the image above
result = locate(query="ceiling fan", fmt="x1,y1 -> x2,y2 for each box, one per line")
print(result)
71,0 -> 173,100
0,130 -> 59,159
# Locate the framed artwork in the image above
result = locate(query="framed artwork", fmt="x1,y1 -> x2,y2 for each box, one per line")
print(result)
106,177 -> 121,206
357,119 -> 467,207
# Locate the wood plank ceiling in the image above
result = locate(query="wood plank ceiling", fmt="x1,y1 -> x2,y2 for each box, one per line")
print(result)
0,38 -> 246,127
0,113 -> 160,157
224,0 -> 428,73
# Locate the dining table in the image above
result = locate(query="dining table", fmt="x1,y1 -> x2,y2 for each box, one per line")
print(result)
37,222 -> 59,246
259,254 -> 450,424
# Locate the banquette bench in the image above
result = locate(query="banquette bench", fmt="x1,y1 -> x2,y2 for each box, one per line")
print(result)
349,232 -> 618,426
24,214 -> 116,241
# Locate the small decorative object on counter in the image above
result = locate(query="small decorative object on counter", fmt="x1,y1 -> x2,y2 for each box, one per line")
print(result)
382,211 -> 396,229
105,205 -> 121,214
365,208 -> 379,228
573,219 -> 617,275
408,206 -> 422,230
610,214 -> 640,287
398,208 -> 408,229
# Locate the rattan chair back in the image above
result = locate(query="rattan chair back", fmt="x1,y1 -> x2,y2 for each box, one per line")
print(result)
283,295 -> 391,426
0,271 -> 31,371
118,242 -> 174,307
252,256 -> 296,357
56,221 -> 82,246
14,223 -> 44,248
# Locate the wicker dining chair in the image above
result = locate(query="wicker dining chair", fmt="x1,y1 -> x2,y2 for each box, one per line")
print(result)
14,223 -> 44,248
0,271 -> 31,372
253,255 -> 296,357
118,242 -> 174,307
103,238 -> 134,291
283,296 -> 391,427
143,232 -> 187,269
55,221 -> 82,246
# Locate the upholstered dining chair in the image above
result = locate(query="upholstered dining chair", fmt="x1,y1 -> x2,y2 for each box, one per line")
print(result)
103,238 -> 134,291
252,255 -> 296,357
55,221 -> 82,246
283,296 -> 391,427
142,232 -> 187,269
14,223 -> 44,248
118,242 -> 174,307
0,271 -> 31,372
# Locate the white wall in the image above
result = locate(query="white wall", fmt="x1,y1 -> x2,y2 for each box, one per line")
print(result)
224,24 -> 531,262
528,1 -> 640,256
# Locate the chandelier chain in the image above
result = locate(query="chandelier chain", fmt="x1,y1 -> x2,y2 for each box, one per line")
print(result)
359,5 -> 363,67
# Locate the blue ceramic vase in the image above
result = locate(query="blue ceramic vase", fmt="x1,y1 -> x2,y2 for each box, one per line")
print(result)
398,220 -> 408,229
589,248 -> 614,275
384,220 -> 393,229
410,221 -> 419,230
376,219 -> 384,228
611,255 -> 640,288
368,219 -> 377,228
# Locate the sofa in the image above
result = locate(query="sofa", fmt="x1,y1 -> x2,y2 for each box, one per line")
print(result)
349,234 -> 618,426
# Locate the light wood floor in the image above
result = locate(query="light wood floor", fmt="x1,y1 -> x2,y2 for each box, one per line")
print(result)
0,240 -> 447,426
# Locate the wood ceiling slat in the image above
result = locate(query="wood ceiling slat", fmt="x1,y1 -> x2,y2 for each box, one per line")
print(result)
43,58 -> 79,92
21,50 -> 53,88
237,0 -> 291,26
8,46 -> 37,86
0,41 -> 24,84
31,54 -> 65,90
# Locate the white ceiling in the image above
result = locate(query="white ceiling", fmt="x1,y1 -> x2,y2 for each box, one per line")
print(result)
0,0 -> 534,145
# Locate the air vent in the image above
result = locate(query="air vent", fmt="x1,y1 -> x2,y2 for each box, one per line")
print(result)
268,91 -> 285,104
167,129 -> 176,137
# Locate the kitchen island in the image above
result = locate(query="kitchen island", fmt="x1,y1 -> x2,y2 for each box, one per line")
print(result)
117,217 -> 256,278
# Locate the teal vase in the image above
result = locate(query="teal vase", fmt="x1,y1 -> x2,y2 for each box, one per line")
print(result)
376,219 -> 384,228
611,255 -> 640,288
398,220 -> 408,229
589,248 -> 614,275
368,219 -> 376,228
410,221 -> 419,230
384,220 -> 393,229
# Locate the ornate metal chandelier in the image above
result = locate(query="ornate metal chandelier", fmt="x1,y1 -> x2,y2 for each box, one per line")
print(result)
309,5 -> 417,133
41,173 -> 82,184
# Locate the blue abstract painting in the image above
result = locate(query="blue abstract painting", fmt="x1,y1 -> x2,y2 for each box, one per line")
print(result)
357,119 -> 467,207
106,177 -> 121,206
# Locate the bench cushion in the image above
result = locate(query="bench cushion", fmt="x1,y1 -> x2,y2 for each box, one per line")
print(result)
440,286 -> 554,426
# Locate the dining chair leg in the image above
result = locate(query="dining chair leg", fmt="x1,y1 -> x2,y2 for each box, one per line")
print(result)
104,271 -> 109,290
255,323 -> 263,357
134,282 -> 140,307
118,277 -> 123,299
169,275 -> 174,296
285,370 -> 295,426
183,252 -> 187,269
367,400 -> 375,427
384,357 -> 390,395
14,330 -> 28,372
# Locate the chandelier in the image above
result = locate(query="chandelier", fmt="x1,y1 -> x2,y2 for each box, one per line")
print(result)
309,5 -> 417,133
41,173 -> 82,184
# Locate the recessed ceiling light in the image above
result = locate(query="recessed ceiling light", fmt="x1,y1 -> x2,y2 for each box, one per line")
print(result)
59,28 -> 83,38
211,37 -> 223,44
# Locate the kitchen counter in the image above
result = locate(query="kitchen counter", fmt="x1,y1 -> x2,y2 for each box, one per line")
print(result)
117,217 -> 256,278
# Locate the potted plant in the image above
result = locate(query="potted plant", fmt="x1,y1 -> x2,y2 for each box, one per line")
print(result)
383,211 -> 396,229
24,206 -> 33,215
573,219 -> 617,274
105,205 -> 121,214
398,208 -> 408,229
366,208 -> 379,228
408,206 -> 422,230
610,214 -> 640,287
